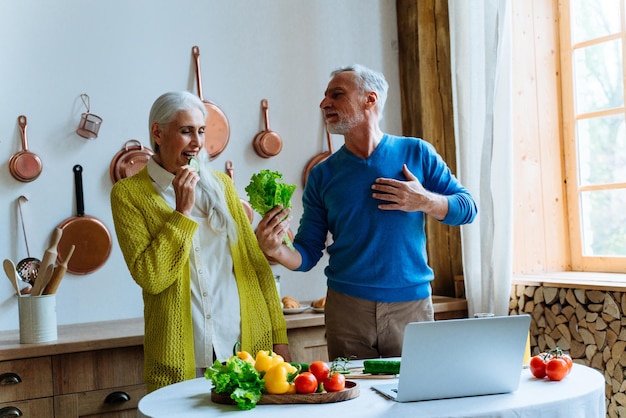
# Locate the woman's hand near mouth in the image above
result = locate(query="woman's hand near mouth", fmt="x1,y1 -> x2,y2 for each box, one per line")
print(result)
173,165 -> 200,216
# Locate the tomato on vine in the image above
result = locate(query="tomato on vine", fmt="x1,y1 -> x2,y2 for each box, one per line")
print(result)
529,353 -> 550,378
323,372 -> 346,392
294,372 -> 318,394
546,357 -> 569,381
529,347 -> 572,381
309,361 -> 330,382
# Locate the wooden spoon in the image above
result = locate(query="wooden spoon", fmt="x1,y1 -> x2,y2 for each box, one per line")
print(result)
3,259 -> 21,296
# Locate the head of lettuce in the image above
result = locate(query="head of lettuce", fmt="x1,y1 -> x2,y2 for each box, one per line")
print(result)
244,169 -> 296,250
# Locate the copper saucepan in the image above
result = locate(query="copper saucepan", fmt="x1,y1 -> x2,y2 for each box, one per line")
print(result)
109,139 -> 154,183
192,46 -> 230,160
225,160 -> 254,224
8,115 -> 43,182
252,99 -> 283,158
302,129 -> 334,187
56,165 -> 112,275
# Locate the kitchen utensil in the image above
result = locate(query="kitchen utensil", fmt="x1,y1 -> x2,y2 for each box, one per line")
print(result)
225,160 -> 254,223
109,139 -> 154,183
8,115 -> 43,182
43,244 -> 74,295
56,165 -> 112,275
252,99 -> 283,158
30,228 -> 63,295
76,94 -> 103,139
15,195 -> 41,284
192,45 -> 230,160
302,128 -> 334,187
3,259 -> 21,295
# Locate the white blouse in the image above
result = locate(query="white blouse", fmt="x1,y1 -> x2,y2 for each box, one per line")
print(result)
146,158 -> 240,366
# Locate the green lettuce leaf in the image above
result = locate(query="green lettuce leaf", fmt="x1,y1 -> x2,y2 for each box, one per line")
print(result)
205,357 -> 265,410
245,169 -> 296,250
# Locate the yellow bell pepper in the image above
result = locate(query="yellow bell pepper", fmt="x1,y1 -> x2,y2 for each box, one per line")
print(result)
263,362 -> 298,394
229,342 -> 256,366
230,350 -> 255,366
254,350 -> 284,374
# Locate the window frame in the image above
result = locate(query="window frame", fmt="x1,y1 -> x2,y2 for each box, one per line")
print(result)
558,0 -> 626,272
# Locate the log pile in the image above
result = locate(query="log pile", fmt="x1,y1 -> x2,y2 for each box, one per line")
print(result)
510,284 -> 620,416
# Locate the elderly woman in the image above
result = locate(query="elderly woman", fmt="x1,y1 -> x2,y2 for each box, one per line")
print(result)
111,91 -> 290,392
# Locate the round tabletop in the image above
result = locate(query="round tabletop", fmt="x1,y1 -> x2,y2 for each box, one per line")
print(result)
138,363 -> 605,418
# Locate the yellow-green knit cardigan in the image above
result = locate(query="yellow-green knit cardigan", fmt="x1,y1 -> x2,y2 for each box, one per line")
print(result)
110,167 -> 287,393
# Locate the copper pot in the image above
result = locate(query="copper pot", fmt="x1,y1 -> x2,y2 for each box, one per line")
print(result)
192,46 -> 230,160
109,139 -> 154,183
56,165 -> 112,275
252,99 -> 282,158
8,116 -> 43,182
302,129 -> 334,187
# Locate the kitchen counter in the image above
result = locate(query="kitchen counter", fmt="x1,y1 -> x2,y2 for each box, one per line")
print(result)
0,296 -> 467,361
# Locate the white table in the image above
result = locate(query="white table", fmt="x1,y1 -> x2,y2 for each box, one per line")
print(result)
137,363 -> 605,418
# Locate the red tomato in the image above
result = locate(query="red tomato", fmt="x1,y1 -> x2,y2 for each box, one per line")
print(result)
529,354 -> 548,378
294,372 -> 318,394
309,361 -> 330,382
323,372 -> 346,392
546,357 -> 569,381
561,354 -> 573,374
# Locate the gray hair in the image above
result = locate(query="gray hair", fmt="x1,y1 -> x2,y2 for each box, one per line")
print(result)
148,91 -> 236,242
331,64 -> 389,118
148,91 -> 208,154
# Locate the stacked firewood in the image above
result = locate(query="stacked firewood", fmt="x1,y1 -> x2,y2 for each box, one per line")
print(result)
510,284 -> 623,416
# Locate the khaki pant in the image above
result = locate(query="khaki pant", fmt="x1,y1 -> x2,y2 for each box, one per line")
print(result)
324,288 -> 434,360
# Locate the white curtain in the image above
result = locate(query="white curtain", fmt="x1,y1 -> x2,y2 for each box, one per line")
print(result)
448,0 -> 513,316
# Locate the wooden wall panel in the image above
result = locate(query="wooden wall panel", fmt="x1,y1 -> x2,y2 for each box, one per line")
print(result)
396,0 -> 460,296
511,0 -> 569,273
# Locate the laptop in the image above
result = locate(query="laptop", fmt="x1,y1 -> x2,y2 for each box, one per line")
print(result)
372,314 -> 531,402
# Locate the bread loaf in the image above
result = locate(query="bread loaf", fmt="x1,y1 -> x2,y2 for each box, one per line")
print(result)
282,296 -> 300,309
311,296 -> 326,308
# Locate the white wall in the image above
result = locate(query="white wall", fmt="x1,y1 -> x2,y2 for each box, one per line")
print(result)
0,0 -> 401,332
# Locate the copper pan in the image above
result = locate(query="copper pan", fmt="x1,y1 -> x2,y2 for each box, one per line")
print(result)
302,129 -> 334,187
225,161 -> 254,224
109,139 -> 154,183
192,46 -> 230,160
56,165 -> 112,275
8,116 -> 43,182
252,99 -> 282,158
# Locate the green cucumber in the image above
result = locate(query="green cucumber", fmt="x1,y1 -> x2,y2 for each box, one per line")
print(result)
363,359 -> 401,375
188,157 -> 200,173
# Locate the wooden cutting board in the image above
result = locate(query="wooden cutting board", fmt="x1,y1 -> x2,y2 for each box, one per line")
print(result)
211,380 -> 359,405
341,367 -> 398,379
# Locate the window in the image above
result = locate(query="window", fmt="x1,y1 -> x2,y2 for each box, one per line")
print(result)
559,0 -> 626,272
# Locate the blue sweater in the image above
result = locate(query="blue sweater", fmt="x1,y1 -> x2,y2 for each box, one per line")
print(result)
294,134 -> 477,303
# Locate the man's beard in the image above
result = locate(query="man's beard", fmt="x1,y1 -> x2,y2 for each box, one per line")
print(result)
326,114 -> 361,135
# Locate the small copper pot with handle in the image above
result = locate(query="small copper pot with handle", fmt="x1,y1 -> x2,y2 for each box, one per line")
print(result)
8,115 -> 43,182
252,99 -> 283,158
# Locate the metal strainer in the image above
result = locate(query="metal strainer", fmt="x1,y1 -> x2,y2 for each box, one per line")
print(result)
16,195 -> 40,284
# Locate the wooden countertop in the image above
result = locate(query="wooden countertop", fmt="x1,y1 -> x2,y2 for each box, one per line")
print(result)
284,295 -> 468,329
0,296 -> 467,361
0,317 -> 144,361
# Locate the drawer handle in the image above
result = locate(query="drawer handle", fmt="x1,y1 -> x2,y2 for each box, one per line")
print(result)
0,406 -> 23,417
0,373 -> 22,386
104,391 -> 131,404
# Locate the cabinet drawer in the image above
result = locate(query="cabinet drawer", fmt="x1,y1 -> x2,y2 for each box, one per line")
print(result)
52,346 -> 144,395
0,397 -> 54,418
287,326 -> 329,364
53,383 -> 146,418
0,357 -> 53,402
